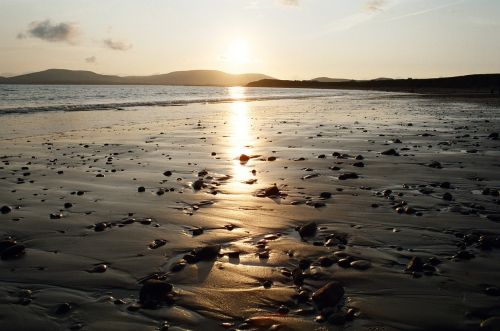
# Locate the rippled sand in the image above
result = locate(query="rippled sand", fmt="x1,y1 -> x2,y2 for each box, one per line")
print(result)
0,91 -> 499,331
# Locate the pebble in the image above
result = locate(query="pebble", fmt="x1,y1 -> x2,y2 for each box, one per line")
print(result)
90,264 -> 107,273
49,212 -> 63,219
263,185 -> 280,197
163,171 -> 172,176
139,279 -> 173,308
320,192 -> 332,199
318,256 -> 335,267
1,243 -> 25,260
239,154 -> 250,162
1,205 -> 12,214
338,172 -> 358,180
55,302 -> 72,315
149,239 -> 167,249
64,202 -> 73,208
312,281 -> 345,309
298,221 -> 317,238
381,148 -> 399,156
137,186 -> 145,192
191,245 -> 221,261
350,260 -> 371,270
443,192 -> 453,201
191,227 -> 204,236
94,222 -> 108,232
192,179 -> 204,190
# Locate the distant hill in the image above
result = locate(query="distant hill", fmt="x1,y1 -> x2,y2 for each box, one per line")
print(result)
311,77 -> 350,83
247,74 -> 500,94
1,69 -> 273,87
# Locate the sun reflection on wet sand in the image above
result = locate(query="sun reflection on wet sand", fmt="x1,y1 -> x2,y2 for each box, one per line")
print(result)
228,87 -> 255,192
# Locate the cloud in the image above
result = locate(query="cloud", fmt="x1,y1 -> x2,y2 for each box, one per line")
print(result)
85,56 -> 96,64
386,0 -> 464,22
17,20 -> 79,44
102,38 -> 132,51
279,0 -> 299,6
364,0 -> 388,12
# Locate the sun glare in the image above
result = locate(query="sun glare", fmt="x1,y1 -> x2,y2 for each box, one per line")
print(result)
226,40 -> 250,65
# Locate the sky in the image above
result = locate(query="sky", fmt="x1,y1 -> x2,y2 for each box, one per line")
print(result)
0,0 -> 499,80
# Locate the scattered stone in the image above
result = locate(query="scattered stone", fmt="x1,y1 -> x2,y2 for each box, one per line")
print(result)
298,221 -> 317,238
191,245 -> 221,261
90,264 -> 107,273
428,161 -> 442,169
64,202 -> 73,209
239,154 -> 250,163
338,172 -> 358,180
442,192 -> 453,201
0,205 -> 12,214
263,185 -> 280,197
487,132 -> 499,140
94,222 -> 108,232
49,212 -> 63,219
352,162 -> 364,167
319,256 -> 335,267
381,148 -> 399,156
192,179 -> 204,190
320,192 -> 332,199
149,239 -> 167,249
312,281 -> 345,309
137,186 -> 145,192
139,280 -> 173,308
350,260 -> 371,270
1,243 -> 25,260
267,156 -> 277,161
163,171 -> 172,177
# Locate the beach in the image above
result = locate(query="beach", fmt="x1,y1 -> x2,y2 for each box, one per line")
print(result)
1,90 -> 499,331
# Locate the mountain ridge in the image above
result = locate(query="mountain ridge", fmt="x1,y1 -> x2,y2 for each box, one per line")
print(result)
1,69 -> 273,87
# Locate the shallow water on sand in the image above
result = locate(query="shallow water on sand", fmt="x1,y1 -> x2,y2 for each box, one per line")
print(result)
0,90 -> 499,331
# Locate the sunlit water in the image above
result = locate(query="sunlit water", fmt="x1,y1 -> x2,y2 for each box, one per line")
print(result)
0,84 -> 346,114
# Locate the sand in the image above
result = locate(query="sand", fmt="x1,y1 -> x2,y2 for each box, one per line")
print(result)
0,91 -> 499,331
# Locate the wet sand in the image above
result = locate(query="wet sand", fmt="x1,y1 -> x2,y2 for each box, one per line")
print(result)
1,91 -> 499,331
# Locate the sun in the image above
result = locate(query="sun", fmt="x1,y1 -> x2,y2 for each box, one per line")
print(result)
225,40 -> 250,65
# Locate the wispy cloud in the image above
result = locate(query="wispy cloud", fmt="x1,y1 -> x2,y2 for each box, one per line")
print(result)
17,20 -> 80,44
387,0 -> 465,22
364,0 -> 388,12
85,56 -> 97,64
102,38 -> 132,51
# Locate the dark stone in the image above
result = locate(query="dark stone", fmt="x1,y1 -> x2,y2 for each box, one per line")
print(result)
1,244 -> 25,260
381,148 -> 399,156
488,132 -> 499,140
298,221 -> 317,238
337,258 -> 351,268
428,161 -> 442,169
267,156 -> 277,161
192,179 -> 203,190
263,185 -> 280,197
1,205 -> 12,214
312,281 -> 345,309
318,256 -> 335,267
49,212 -> 63,219
191,245 -> 221,261
440,182 -> 451,189
149,239 -> 167,249
139,280 -> 173,308
352,162 -> 364,167
90,264 -> 107,273
191,228 -> 204,236
320,192 -> 332,199
277,305 -> 289,314
64,202 -> 73,209
94,222 -> 108,232
163,171 -> 172,177
55,303 -> 72,315
338,172 -> 358,180
137,186 -> 145,192
239,154 -> 250,162
406,257 -> 423,272
328,312 -> 347,325
442,192 -> 453,201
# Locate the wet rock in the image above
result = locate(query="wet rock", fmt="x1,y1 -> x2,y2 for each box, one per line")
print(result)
480,316 -> 500,331
239,154 -> 250,163
90,264 -> 107,273
94,222 -> 109,232
318,256 -> 335,267
263,185 -> 280,197
440,182 -> 451,189
406,257 -> 423,272
1,243 -> 25,260
352,162 -> 364,167
139,280 -> 173,308
192,179 -> 204,190
55,302 -> 72,315
149,239 -> 167,249
350,260 -> 371,270
337,258 -> 351,268
191,245 -> 221,261
170,260 -> 186,272
262,280 -> 273,288
487,132 -> 499,140
442,192 -> 453,201
0,205 -> 12,214
277,305 -> 289,314
298,221 -> 317,238
190,228 -> 204,236
267,156 -> 277,161
338,172 -> 358,180
355,155 -> 364,160
428,161 -> 442,169
312,281 -> 345,309
320,192 -> 332,199
64,202 -> 73,209
163,171 -> 172,177
50,212 -> 63,219
137,186 -> 145,192
381,148 -> 399,156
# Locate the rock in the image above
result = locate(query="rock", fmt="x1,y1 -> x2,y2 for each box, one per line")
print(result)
406,257 -> 423,272
320,192 -> 332,199
350,260 -> 371,270
139,280 -> 173,308
1,244 -> 25,260
355,155 -> 364,160
277,305 -> 289,314
262,280 -> 273,288
137,186 -> 145,192
0,240 -> 16,252
328,312 -> 347,325
338,172 -> 358,180
64,202 -> 73,209
49,212 -> 63,219
318,256 -> 335,267
94,222 -> 108,232
352,162 -> 364,167
149,239 -> 167,249
55,303 -> 72,315
440,182 -> 451,189
0,205 -> 12,214
428,161 -> 442,169
381,148 -> 399,156
298,221 -> 317,238
263,185 -> 280,197
487,132 -> 499,140
191,228 -> 204,236
480,316 -> 500,331
163,171 -> 172,177
191,245 -> 221,261
442,192 -> 453,201
239,154 -> 250,162
90,264 -> 107,273
267,156 -> 277,161
192,179 -> 204,190
337,258 -> 351,268
312,281 -> 345,309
